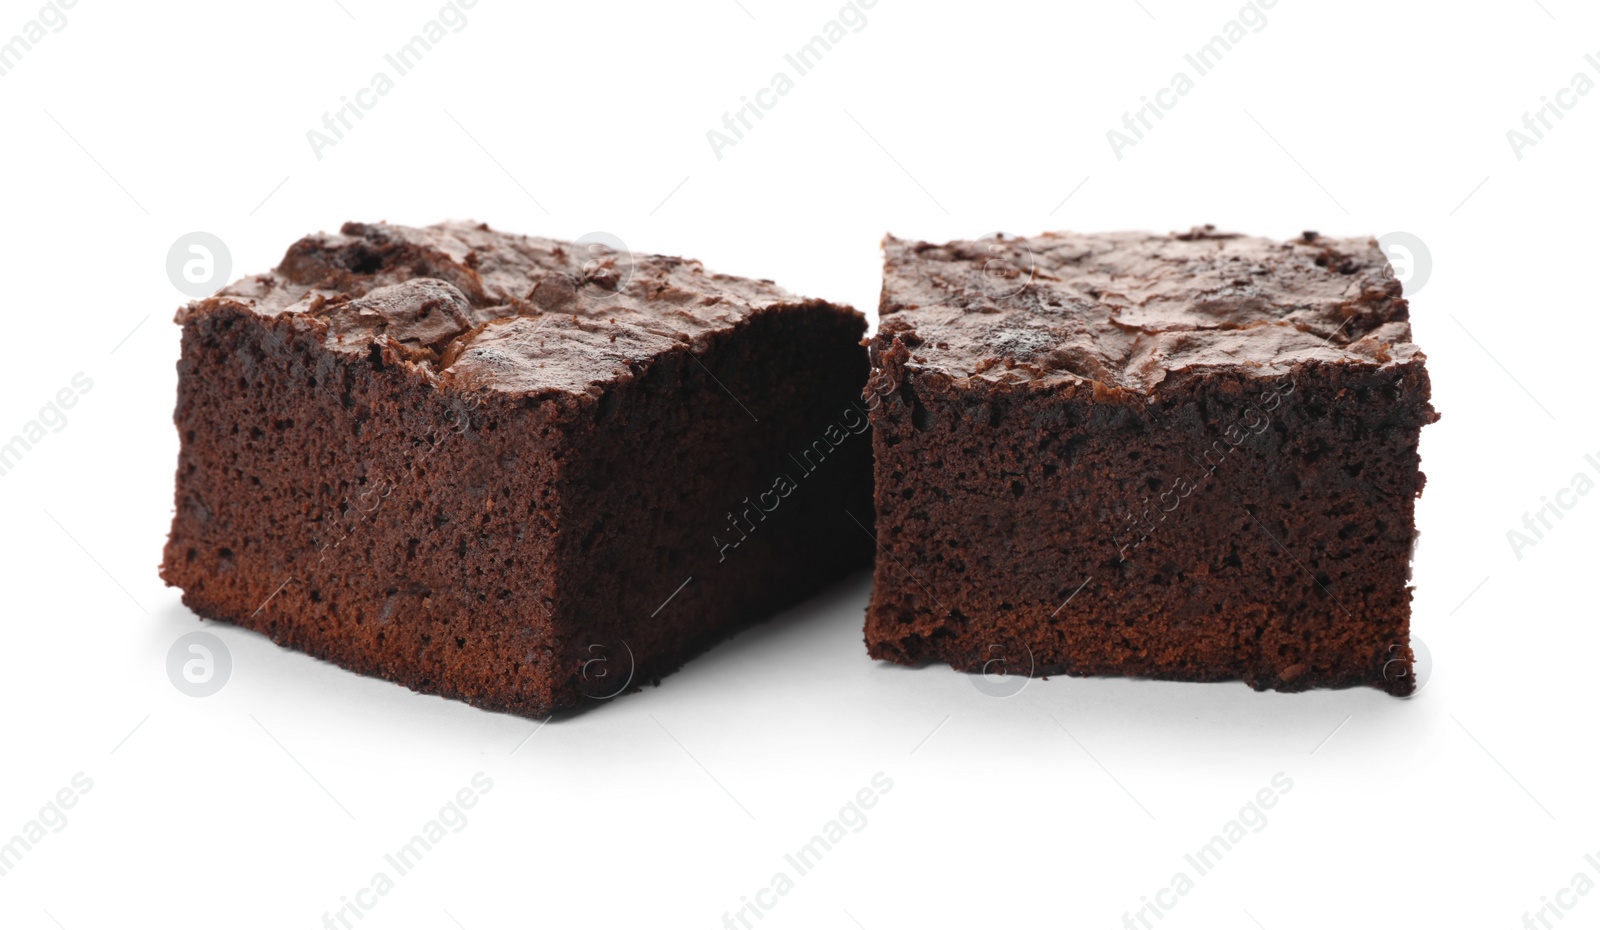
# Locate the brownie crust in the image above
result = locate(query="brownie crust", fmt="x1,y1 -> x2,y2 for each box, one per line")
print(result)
865,227 -> 1438,694
162,221 -> 873,717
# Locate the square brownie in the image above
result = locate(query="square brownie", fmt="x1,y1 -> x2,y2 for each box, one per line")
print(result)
161,221 -> 873,717
864,227 -> 1438,694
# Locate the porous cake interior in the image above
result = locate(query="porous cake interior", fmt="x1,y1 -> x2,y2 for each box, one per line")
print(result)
864,229 -> 1437,693
162,222 -> 873,716
866,358 -> 1433,693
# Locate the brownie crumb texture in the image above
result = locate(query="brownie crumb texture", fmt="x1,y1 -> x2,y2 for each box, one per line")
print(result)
865,227 -> 1438,694
161,221 -> 873,717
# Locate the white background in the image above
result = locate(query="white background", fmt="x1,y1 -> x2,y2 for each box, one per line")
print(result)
1,1 -> 1595,927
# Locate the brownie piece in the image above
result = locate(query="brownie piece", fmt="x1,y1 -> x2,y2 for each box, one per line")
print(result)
864,226 -> 1438,694
161,221 -> 873,717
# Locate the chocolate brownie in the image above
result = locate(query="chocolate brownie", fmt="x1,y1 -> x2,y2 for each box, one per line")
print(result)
161,221 -> 873,717
864,226 -> 1438,694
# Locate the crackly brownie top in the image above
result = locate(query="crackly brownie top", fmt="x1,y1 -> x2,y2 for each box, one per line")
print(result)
179,221 -> 850,395
877,226 -> 1423,394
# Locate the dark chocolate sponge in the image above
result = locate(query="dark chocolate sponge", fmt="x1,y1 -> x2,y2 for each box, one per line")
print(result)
162,221 -> 874,717
864,226 -> 1438,694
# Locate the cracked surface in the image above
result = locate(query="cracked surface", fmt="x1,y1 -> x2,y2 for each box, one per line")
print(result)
879,226 -> 1422,395
163,220 -> 874,717
865,226 -> 1439,694
179,220 -> 811,396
